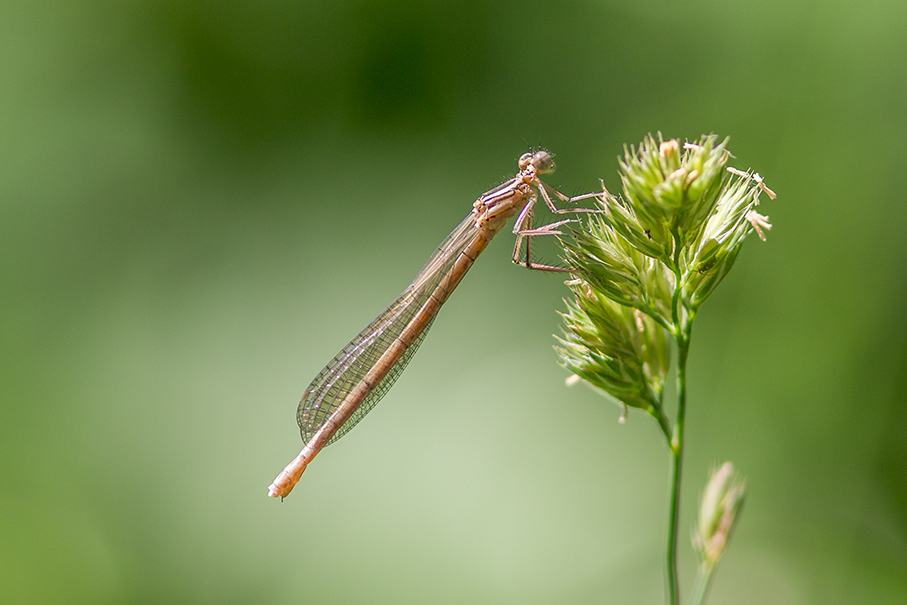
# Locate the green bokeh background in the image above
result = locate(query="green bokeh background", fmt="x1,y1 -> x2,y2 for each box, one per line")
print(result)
2,1 -> 906,603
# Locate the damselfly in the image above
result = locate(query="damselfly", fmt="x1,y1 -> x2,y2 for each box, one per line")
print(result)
268,150 -> 599,499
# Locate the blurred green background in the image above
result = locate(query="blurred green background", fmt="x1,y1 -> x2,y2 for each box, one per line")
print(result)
2,0 -> 906,603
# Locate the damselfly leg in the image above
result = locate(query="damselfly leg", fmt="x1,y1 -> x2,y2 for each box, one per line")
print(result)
512,183 -> 604,272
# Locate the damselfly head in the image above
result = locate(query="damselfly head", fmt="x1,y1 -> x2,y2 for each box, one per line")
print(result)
519,150 -> 556,175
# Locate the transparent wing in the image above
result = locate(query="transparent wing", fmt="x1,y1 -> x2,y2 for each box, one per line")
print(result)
297,213 -> 480,446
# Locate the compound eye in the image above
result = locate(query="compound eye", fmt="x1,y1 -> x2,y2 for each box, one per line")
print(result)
531,150 -> 555,174
518,152 -> 534,169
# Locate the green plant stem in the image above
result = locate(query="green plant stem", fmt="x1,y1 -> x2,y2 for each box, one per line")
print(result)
663,234 -> 687,605
652,406 -> 672,443
687,563 -> 714,605
666,332 -> 689,605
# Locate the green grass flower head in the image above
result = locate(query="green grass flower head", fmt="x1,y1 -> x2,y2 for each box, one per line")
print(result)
557,133 -> 776,412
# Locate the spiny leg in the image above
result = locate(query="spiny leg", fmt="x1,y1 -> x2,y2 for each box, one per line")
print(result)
511,183 -> 607,272
511,197 -> 581,273
537,182 -> 604,215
